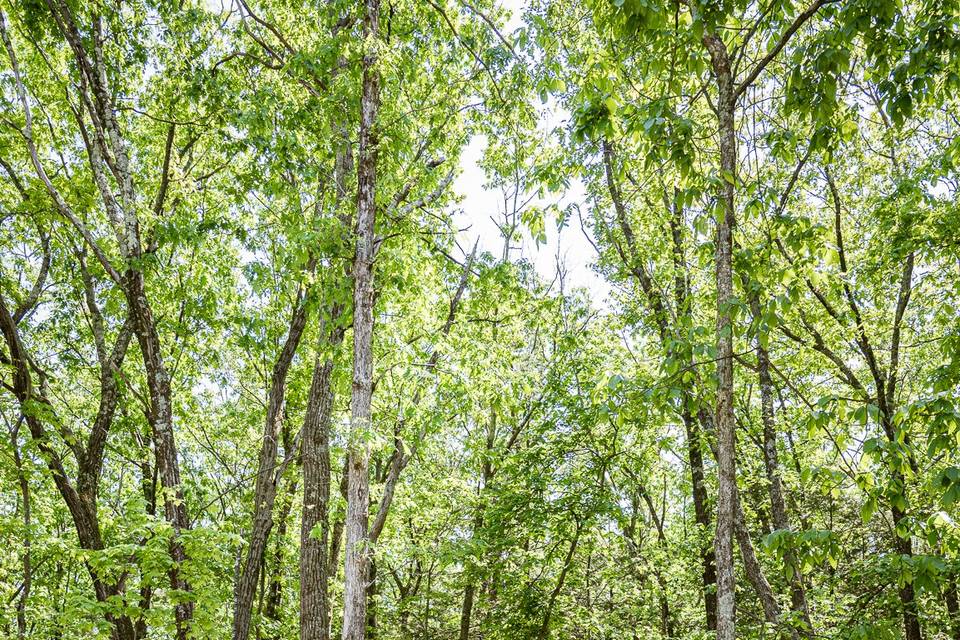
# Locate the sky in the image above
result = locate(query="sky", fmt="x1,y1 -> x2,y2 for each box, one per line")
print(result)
449,0 -> 612,308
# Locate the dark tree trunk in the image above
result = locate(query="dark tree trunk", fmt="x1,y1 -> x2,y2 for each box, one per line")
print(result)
683,410 -> 719,630
233,299 -> 309,640
300,321 -> 346,640
0,295 -> 137,640
263,481 -> 296,640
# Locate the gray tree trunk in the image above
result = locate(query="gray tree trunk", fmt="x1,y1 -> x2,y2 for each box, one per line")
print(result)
343,0 -> 381,637
702,29 -> 737,640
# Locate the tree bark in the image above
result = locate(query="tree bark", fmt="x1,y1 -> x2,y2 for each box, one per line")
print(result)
752,316 -> 812,636
702,29 -> 737,640
301,319 -> 346,640
234,297 -> 309,640
0,292 -> 137,640
263,480 -> 296,640
127,272 -> 194,640
343,0 -> 381,636
684,409 -> 719,630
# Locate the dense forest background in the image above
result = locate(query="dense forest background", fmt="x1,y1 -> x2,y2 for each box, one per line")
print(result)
1,0 -> 959,639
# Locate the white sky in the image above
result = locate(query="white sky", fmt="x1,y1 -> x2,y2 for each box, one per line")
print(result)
451,0 -> 611,307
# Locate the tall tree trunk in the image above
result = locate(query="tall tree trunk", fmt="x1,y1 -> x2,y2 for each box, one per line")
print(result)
263,480 -> 296,640
343,0 -> 381,636
683,410 -> 719,630
537,521 -> 582,640
668,193 -> 719,632
459,408 -> 495,640
703,29 -> 737,640
127,272 -> 194,640
301,78 -> 353,639
754,324 -> 812,636
889,257 -> 922,640
234,299 -> 309,640
301,320 -> 346,640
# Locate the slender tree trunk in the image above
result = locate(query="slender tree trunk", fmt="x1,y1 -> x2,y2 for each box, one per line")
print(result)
366,558 -> 378,638
9,420 -> 30,640
893,495 -> 922,640
234,299 -> 309,640
886,254 -> 921,640
537,522 -> 582,640
135,437 -> 157,640
263,481 -> 296,640
343,0 -> 380,636
683,410 -> 719,630
668,193 -> 719,633
605,142 -> 721,633
754,326 -> 812,636
459,406 -> 495,640
733,494 -> 781,627
703,30 -> 737,640
639,487 -> 675,638
301,321 -> 346,640
127,258 -> 194,640
459,583 -> 476,640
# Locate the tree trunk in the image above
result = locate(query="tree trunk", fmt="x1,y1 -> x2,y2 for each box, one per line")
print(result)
234,298 -> 309,640
669,194 -> 719,633
639,486 -> 675,638
9,419 -> 30,640
733,494 -> 781,627
263,481 -> 296,640
301,321 -> 346,640
0,294 -> 137,640
537,522 -> 582,640
343,0 -> 380,636
754,326 -> 812,636
366,558 -> 378,638
605,141 -> 719,633
703,30 -> 737,640
893,502 -> 923,640
683,409 -> 719,630
127,257 -> 194,640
